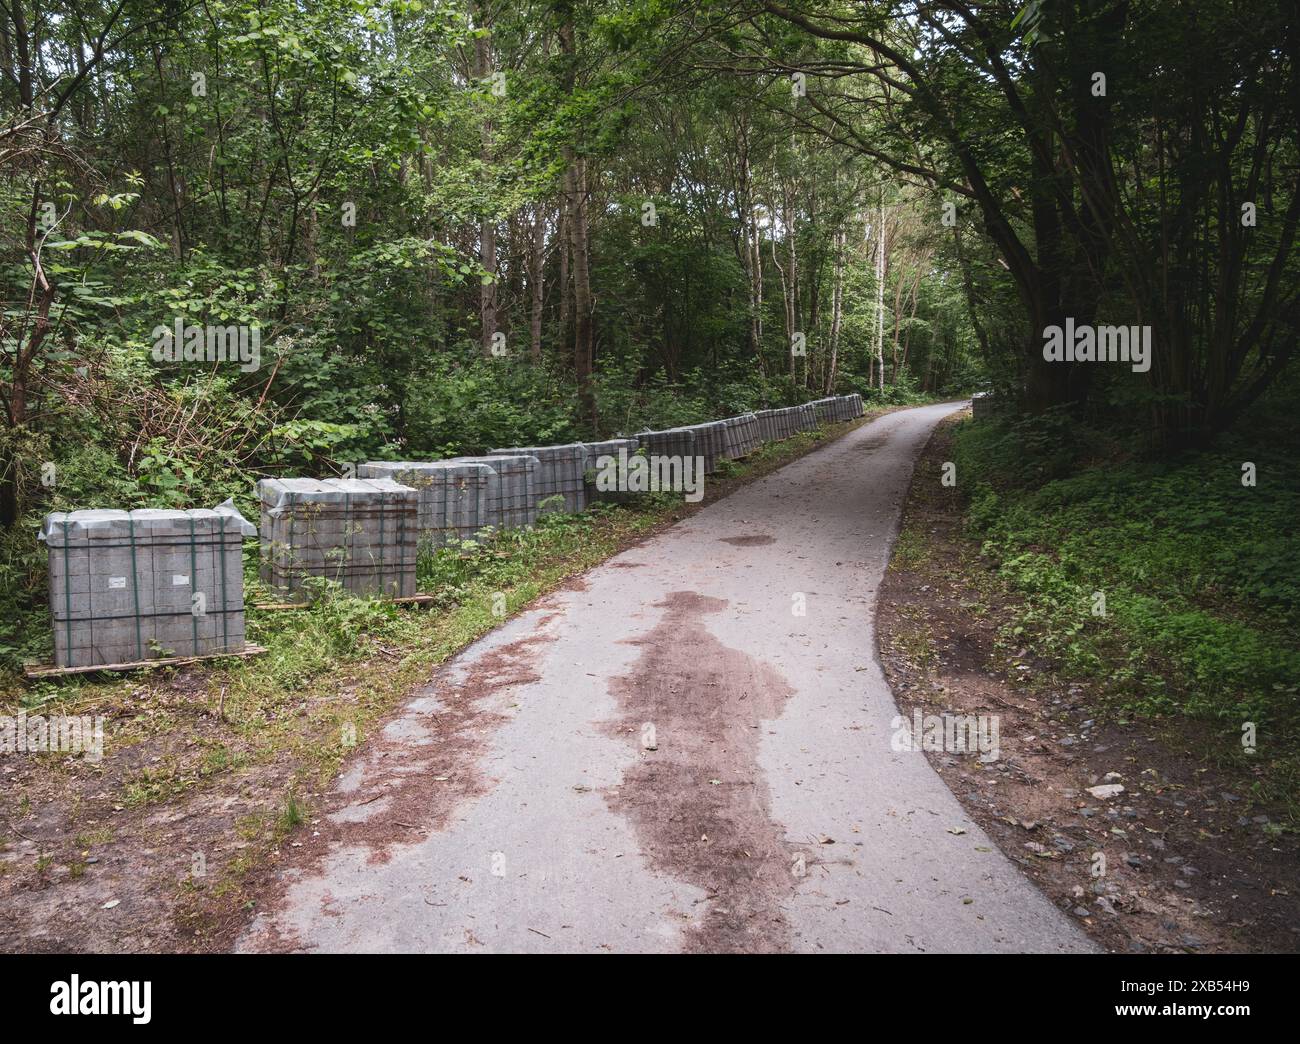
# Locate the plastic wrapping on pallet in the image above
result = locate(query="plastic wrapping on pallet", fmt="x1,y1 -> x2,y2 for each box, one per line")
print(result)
451,455 -> 540,531
584,439 -> 642,473
672,421 -> 725,474
583,439 -> 643,501
358,461 -> 493,549
635,428 -> 695,460
490,444 -> 588,515
794,403 -> 820,432
256,478 -> 418,601
719,413 -> 762,459
769,407 -> 798,441
753,409 -> 781,444
813,397 -> 843,424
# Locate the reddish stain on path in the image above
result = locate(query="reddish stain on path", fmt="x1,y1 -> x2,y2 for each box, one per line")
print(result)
604,590 -> 796,953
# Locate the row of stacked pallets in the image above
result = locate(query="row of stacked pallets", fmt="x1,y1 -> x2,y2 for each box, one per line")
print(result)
36,394 -> 867,670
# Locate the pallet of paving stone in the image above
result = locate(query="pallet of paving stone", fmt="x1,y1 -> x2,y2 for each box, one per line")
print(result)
718,416 -> 743,459
971,392 -> 1003,419
257,478 -> 418,601
763,408 -> 784,441
635,428 -> 695,460
358,460 -> 493,550
753,409 -> 781,444
490,443 -> 588,515
674,421 -> 725,474
793,403 -> 820,433
40,500 -> 256,671
719,414 -> 762,459
812,397 -> 841,424
451,454 -> 540,531
583,438 -> 643,503
767,407 -> 797,441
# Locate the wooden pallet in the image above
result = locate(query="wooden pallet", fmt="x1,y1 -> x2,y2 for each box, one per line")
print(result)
253,594 -> 437,611
24,644 -> 269,680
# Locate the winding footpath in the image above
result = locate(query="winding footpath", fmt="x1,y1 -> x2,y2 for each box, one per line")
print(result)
240,401 -> 1095,953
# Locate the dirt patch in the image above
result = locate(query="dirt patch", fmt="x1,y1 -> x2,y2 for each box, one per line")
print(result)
877,413 -> 1300,954
718,535 -> 776,547
603,590 -> 795,953
0,677 -> 312,953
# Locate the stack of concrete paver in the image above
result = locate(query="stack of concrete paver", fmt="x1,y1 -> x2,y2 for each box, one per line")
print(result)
671,421 -> 725,474
40,502 -> 256,669
793,403 -> 819,433
491,443 -> 588,515
635,428 -> 695,460
753,409 -> 781,443
358,461 -> 493,550
814,397 -> 857,424
451,455 -> 540,531
719,414 -> 762,459
583,438 -> 643,503
769,407 -> 799,440
257,478 -> 418,601
972,392 -> 1001,419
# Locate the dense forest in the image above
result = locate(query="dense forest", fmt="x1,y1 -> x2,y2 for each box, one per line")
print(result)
2,0 -> 1296,665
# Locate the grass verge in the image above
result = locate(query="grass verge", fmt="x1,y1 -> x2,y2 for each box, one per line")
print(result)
950,405 -> 1300,816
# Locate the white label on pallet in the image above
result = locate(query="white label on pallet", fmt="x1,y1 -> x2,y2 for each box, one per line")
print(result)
173,574 -> 190,586
108,576 -> 127,589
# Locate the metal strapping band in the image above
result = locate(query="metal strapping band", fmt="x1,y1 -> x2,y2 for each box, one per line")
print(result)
218,509 -> 229,649
188,513 -> 200,655
127,515 -> 143,661
60,520 -> 73,668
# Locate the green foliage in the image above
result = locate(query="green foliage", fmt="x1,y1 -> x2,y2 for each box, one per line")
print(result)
401,358 -> 586,455
955,407 -> 1300,733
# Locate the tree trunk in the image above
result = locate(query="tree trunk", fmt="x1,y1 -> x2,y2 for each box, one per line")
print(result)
874,200 -> 886,391
529,204 -> 546,363
567,155 -> 595,424
559,7 -> 595,426
474,6 -> 498,358
824,226 -> 844,394
779,180 -> 800,381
